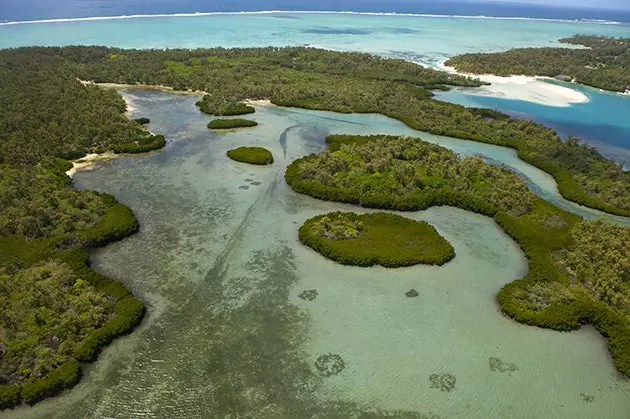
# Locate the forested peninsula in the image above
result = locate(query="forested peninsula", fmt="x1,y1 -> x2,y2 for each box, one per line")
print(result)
286,134 -> 630,377
1,44 -> 630,408
0,50 -> 154,409
446,35 -> 630,93
30,44 -> 630,216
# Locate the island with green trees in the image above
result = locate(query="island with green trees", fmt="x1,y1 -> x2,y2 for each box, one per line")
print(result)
299,212 -> 455,267
227,147 -> 274,165
196,99 -> 255,116
286,134 -> 630,377
2,43 -> 630,409
208,118 -> 258,130
446,35 -> 630,93
43,44 -> 630,216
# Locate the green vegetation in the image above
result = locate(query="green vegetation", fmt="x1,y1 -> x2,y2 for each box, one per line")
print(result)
287,135 -> 533,216
227,147 -> 274,165
133,117 -> 150,124
111,134 -> 166,154
446,35 -> 630,93
23,44 -> 627,216
300,212 -> 455,267
286,134 -> 630,376
197,100 -> 255,116
0,48 -> 150,409
1,43 -> 630,406
208,118 -> 258,130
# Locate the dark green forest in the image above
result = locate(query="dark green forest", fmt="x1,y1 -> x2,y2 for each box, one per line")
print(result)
1,43 -> 630,408
0,50 -> 150,409
28,44 -> 628,216
446,35 -> 630,92
286,134 -> 630,377
299,212 -> 455,267
208,118 -> 258,130
227,147 -> 274,165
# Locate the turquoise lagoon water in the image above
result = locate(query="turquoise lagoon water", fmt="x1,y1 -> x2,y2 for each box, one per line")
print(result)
2,13 -> 630,418
436,81 -> 630,167
4,89 -> 629,418
1,12 -> 630,164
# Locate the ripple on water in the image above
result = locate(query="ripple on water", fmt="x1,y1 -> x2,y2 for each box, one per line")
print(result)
11,89 -> 628,419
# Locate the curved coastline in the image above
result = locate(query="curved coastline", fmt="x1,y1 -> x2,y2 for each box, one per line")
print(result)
284,134 -> 630,377
0,198 -> 145,409
437,60 -> 591,107
87,80 -> 630,220
0,83 -> 156,409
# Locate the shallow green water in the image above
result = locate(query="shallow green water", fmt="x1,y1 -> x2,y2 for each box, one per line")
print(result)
5,90 -> 629,418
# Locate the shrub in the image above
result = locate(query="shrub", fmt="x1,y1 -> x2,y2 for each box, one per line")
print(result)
208,118 -> 257,130
79,203 -> 139,247
0,385 -> 21,410
133,117 -> 150,124
112,134 -> 166,154
227,147 -> 273,165
299,212 -> 455,268
20,361 -> 81,405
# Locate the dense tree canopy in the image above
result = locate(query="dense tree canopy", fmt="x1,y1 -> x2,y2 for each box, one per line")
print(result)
299,212 -> 455,267
290,135 -> 533,215
227,147 -> 274,165
446,35 -> 630,92
1,43 -> 630,407
27,44 -> 626,216
286,134 -> 630,377
0,49 -> 149,408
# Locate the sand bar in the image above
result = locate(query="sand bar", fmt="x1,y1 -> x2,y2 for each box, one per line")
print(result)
439,62 -> 589,107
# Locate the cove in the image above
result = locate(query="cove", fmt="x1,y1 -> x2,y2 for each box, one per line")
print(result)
4,89 -> 629,418
435,81 -> 630,168
1,11 -> 629,170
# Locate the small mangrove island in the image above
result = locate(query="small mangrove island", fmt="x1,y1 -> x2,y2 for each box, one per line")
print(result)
299,212 -> 455,267
196,99 -> 255,116
2,43 -> 630,409
208,118 -> 258,130
227,147 -> 274,165
49,44 -> 630,216
446,35 -> 630,93
285,134 -> 630,377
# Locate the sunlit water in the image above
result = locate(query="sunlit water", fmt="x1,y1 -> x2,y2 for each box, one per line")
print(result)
435,81 -> 630,167
4,90 -> 629,419
1,11 -> 629,165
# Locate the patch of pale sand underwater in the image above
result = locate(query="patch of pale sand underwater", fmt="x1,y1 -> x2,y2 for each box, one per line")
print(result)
439,61 -> 589,107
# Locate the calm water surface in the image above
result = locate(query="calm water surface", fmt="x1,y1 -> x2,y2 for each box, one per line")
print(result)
1,12 -> 629,164
4,89 -> 629,419
436,81 -> 630,167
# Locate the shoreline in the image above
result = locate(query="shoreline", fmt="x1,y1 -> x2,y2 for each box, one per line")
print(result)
82,80 -> 206,96
438,61 -> 590,107
65,152 -> 119,178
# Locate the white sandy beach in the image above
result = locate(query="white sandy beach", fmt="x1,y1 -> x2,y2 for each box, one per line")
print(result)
439,62 -> 590,107
244,99 -> 273,106
65,152 -> 119,178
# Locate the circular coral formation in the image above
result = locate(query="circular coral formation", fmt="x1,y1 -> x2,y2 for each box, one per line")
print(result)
314,353 -> 346,377
227,147 -> 274,165
299,212 -> 455,268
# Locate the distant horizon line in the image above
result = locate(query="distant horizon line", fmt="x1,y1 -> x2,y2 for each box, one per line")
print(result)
0,10 -> 626,26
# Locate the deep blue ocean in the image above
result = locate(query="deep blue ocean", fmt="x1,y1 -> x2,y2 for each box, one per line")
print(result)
2,0 -> 630,23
